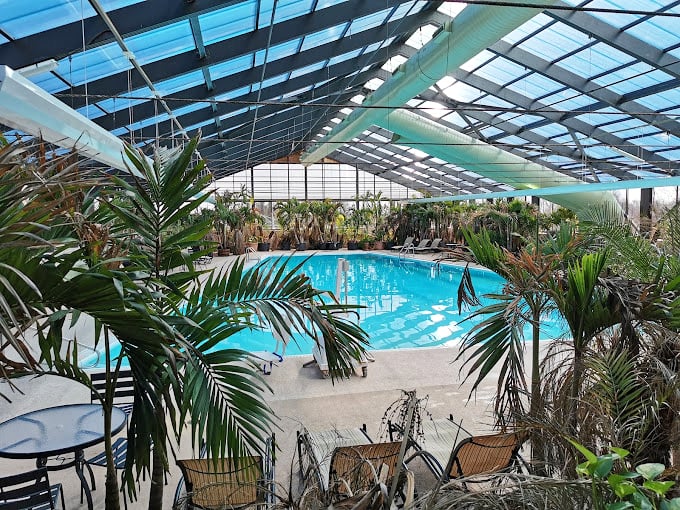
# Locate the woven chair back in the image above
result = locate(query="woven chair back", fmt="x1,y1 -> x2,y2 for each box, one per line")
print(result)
329,441 -> 401,495
177,456 -> 262,509
447,433 -> 519,479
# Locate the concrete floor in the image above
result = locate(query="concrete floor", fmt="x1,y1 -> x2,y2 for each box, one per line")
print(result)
0,249 -> 501,509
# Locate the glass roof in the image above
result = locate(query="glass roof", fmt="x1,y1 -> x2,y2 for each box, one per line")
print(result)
0,0 -> 678,199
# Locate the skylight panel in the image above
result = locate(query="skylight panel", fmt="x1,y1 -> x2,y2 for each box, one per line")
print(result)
583,0 -> 641,28
0,0 -> 142,39
369,132 -> 390,143
347,8 -> 390,36
350,94 -> 365,104
330,118 -> 341,124
575,108 -> 628,126
460,50 -> 494,73
54,42 -> 128,87
364,78 -> 384,90
289,60 -> 325,79
199,1 -> 257,45
626,12 -> 680,50
255,39 -> 301,66
408,147 -> 428,159
155,70 -> 205,96
495,135 -> 529,147
441,112 -> 466,128
95,86 -> 149,113
476,58 -> 529,86
435,76 -> 456,90
281,85 -> 313,99
419,101 -> 448,119
405,24 -> 438,49
259,0 -> 314,27
76,104 -> 106,120
382,55 -> 408,73
505,72 -> 562,98
30,73 -> 69,94
215,85 -> 251,101
340,108 -> 352,115
300,23 -> 347,52
210,54 -> 255,80
442,81 -> 483,103
637,88 -> 680,110
542,90 -> 597,111
614,68 -> 673,96
388,1 -> 421,23
479,126 -> 504,138
251,72 -> 289,91
560,43 -> 633,77
314,0 -> 348,11
502,13 -> 552,45
437,1 -> 467,18
327,47 -> 362,67
518,22 -> 588,62
507,114 -> 543,127
532,124 -> 569,138
125,21 -> 194,66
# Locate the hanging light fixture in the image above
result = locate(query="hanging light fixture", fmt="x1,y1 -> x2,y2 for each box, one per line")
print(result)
0,65 -> 143,174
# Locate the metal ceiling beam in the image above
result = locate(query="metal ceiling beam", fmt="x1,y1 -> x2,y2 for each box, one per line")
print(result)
418,87 -> 647,181
447,68 -> 675,174
0,0 -> 238,69
63,2 -> 433,111
333,137 -> 508,194
490,40 -> 680,140
547,1 -> 680,81
102,29 -> 405,135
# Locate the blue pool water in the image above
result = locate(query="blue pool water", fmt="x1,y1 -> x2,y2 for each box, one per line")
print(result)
85,253 -> 565,367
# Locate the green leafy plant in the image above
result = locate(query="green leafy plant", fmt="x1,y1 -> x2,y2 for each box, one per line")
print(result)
571,440 -> 680,510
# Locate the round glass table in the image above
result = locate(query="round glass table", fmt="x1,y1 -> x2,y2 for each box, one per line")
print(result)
0,403 -> 126,510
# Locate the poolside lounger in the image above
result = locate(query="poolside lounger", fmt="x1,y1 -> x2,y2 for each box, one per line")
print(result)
390,236 -> 414,251
411,239 -> 431,251
415,238 -> 441,253
296,425 -> 413,507
307,311 -> 369,378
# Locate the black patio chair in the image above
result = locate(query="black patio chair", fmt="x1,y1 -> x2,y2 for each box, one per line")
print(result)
0,467 -> 64,509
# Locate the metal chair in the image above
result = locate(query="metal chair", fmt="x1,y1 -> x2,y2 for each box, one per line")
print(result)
0,468 -> 64,510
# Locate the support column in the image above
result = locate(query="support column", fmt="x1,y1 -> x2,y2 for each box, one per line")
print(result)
640,187 -> 652,235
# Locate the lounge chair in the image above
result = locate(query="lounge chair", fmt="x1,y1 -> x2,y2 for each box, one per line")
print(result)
306,311 -> 369,378
389,416 -> 524,486
390,236 -> 414,251
415,238 -> 441,253
174,435 -> 275,510
407,239 -> 431,253
296,425 -> 413,507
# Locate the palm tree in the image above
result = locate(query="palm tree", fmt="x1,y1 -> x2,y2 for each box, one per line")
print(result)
102,138 -> 369,508
1,138 -> 369,510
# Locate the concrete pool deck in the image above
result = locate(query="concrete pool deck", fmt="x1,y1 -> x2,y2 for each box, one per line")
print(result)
0,249 -> 507,509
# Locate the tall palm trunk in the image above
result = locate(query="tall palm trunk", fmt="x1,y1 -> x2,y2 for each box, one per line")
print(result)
147,407 -> 166,510
529,310 -> 546,475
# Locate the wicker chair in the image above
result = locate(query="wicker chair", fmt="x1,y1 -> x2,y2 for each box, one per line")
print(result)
174,436 -> 275,510
390,416 -> 523,486
297,425 -> 413,507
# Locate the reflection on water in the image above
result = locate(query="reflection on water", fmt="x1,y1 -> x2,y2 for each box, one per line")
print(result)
87,253 -> 566,366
